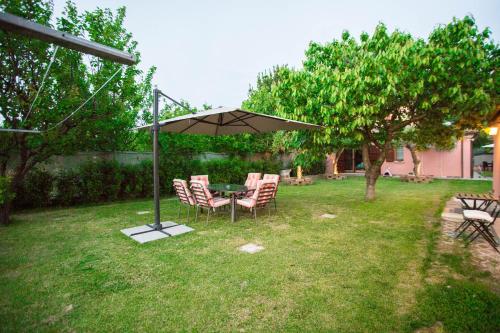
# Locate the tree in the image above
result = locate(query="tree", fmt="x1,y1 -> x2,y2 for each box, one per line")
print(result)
0,0 -> 154,224
399,124 -> 458,177
244,66 -> 358,175
272,17 -> 497,200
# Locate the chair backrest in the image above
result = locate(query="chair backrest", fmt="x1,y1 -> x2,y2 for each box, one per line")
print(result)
245,173 -> 261,189
173,179 -> 195,205
191,175 -> 209,187
252,180 -> 276,208
190,180 -> 213,208
263,174 -> 280,198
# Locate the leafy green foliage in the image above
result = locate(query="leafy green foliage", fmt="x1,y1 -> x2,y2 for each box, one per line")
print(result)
270,17 -> 498,199
244,66 -> 357,171
13,157 -> 281,209
11,168 -> 53,208
0,0 -> 154,222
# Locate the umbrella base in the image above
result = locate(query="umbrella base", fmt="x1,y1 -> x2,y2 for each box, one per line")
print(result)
121,221 -> 194,243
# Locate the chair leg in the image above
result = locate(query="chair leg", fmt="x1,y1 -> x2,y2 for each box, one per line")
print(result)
195,205 -> 199,223
253,207 -> 257,220
456,220 -> 472,238
206,208 -> 211,224
273,197 -> 277,210
177,203 -> 181,219
187,205 -> 190,223
477,222 -> 499,247
465,221 -> 495,244
454,220 -> 468,234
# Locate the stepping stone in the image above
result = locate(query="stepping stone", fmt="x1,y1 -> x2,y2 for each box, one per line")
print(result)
136,211 -> 151,215
239,243 -> 264,254
321,213 -> 337,219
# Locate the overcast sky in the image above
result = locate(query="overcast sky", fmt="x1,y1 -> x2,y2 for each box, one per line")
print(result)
53,0 -> 499,109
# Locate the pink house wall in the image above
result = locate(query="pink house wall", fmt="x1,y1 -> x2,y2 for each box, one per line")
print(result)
381,137 -> 473,178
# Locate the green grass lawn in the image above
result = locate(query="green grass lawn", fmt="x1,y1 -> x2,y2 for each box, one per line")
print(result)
1,177 -> 499,332
481,170 -> 493,178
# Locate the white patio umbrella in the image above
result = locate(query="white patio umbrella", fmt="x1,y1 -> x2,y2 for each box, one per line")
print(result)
129,88 -> 321,241
136,106 -> 319,135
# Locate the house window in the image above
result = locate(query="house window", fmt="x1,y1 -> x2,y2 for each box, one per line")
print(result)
396,146 -> 404,161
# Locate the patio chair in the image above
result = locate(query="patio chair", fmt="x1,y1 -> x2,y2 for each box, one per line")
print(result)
173,179 -> 196,222
191,175 -> 209,187
236,180 -> 276,220
263,174 -> 280,209
243,172 -> 261,197
190,180 -> 230,223
460,201 -> 499,253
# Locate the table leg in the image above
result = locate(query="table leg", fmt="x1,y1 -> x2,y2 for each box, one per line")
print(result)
231,193 -> 237,223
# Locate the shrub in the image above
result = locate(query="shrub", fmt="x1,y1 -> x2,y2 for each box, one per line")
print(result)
13,168 -> 53,208
79,160 -> 123,203
54,169 -> 82,206
12,156 -> 283,209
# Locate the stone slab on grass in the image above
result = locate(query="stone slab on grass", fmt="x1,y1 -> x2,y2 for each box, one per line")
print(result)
136,211 -> 151,215
321,213 -> 337,219
239,243 -> 264,254
121,221 -> 194,244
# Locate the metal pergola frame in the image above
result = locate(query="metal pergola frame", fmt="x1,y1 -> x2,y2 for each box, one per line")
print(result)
0,11 -> 136,65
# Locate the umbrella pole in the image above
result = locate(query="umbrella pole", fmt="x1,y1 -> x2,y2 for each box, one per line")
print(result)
153,87 -> 161,230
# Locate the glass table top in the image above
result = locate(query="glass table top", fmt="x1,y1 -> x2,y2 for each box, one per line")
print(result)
208,183 -> 247,193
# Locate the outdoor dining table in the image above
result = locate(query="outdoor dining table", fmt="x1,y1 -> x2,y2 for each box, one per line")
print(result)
455,192 -> 497,210
208,183 -> 251,223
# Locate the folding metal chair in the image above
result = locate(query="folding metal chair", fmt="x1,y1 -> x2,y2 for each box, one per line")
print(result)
461,201 -> 499,253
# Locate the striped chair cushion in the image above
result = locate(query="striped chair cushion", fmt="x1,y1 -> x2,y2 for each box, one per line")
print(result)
191,175 -> 209,187
245,173 -> 262,189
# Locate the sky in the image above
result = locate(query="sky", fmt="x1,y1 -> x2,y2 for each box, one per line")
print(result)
53,0 -> 500,110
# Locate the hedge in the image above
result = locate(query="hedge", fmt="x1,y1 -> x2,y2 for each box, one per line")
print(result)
12,157 -> 281,209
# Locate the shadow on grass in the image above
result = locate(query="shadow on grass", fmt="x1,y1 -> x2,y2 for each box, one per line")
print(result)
405,279 -> 500,333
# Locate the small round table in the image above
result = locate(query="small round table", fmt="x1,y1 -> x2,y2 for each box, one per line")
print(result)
208,183 -> 247,223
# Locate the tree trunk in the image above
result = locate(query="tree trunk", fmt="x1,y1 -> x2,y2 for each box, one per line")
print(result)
0,201 -> 12,225
406,144 -> 421,176
362,143 -> 385,201
365,164 -> 381,201
326,148 -> 345,176
333,148 -> 344,175
0,161 -> 25,226
325,153 -> 335,175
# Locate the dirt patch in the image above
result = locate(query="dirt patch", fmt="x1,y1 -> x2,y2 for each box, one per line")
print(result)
415,321 -> 444,333
270,224 -> 290,231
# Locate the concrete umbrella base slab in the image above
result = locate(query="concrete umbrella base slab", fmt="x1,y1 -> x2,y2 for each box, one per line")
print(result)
121,221 -> 194,244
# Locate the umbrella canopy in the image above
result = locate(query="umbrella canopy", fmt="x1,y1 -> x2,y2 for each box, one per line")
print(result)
138,107 -> 320,135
